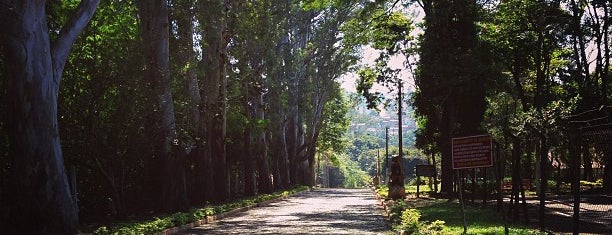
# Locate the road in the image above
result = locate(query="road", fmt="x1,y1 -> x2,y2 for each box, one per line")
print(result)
177,188 -> 389,235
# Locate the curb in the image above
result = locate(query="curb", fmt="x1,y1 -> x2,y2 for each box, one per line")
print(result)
372,188 -> 391,218
372,188 -> 395,234
373,188 -> 410,235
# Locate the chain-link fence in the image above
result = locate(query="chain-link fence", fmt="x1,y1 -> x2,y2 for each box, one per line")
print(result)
563,107 -> 612,234
475,106 -> 612,234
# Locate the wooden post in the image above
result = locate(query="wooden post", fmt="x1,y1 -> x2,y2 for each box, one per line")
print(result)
432,152 -> 438,193
483,168 -> 488,206
471,168 -> 476,204
457,170 -> 468,234
416,176 -> 420,198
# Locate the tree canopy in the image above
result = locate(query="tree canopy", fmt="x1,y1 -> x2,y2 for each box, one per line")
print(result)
1,0 -> 611,233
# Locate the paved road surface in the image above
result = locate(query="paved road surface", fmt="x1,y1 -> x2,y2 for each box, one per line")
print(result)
178,188 -> 389,234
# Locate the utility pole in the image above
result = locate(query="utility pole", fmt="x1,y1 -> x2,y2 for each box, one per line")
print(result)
385,126 -> 389,181
398,78 -> 403,162
377,149 -> 381,181
389,78 -> 406,199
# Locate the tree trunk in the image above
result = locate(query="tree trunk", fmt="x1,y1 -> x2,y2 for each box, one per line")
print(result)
273,105 -> 291,189
243,127 -> 256,196
287,74 -> 300,185
304,91 -> 328,187
602,3 -> 609,104
510,135 -> 521,220
243,80 -> 256,196
271,0 -> 292,189
199,0 -> 230,202
172,0 -> 200,205
534,30 -> 546,109
1,1 -> 100,233
212,1 -> 230,202
571,0 -> 593,103
439,96 -> 455,194
174,0 -> 201,143
135,0 -> 182,212
286,6 -> 313,186
255,92 -> 273,193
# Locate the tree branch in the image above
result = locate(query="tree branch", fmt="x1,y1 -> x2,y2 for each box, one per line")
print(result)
51,0 -> 101,87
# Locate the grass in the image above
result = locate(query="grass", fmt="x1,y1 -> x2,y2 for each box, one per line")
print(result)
376,184 -> 436,200
374,186 -> 544,235
405,184 -> 436,194
415,200 -> 544,235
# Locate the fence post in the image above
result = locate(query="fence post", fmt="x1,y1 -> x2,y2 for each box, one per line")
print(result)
570,125 -> 581,235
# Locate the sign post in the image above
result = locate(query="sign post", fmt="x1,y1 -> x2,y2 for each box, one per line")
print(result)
415,164 -> 436,198
452,134 -> 494,234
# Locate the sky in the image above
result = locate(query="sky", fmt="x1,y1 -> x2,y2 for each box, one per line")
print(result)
339,48 -> 413,94
340,3 -> 424,95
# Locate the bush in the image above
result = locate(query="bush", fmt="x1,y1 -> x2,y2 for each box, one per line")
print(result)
421,220 -> 446,235
388,200 -> 409,223
376,185 -> 389,199
171,212 -> 190,226
398,209 -> 420,234
395,208 -> 449,235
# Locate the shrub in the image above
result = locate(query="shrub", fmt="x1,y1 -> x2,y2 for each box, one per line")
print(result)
171,212 -> 190,226
388,200 -> 408,222
398,209 -> 421,234
422,220 -> 446,235
376,185 -> 389,199
395,208 -> 449,235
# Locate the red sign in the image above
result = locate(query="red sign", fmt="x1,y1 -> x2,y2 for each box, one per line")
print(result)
452,135 -> 493,169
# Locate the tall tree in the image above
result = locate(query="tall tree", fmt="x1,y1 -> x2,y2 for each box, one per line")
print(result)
285,5 -> 313,186
306,5 -> 358,187
169,0 -> 199,205
233,0 -> 274,193
0,0 -> 100,233
135,0 -> 185,212
267,0 -> 293,189
414,0 -> 492,194
199,0 -> 231,201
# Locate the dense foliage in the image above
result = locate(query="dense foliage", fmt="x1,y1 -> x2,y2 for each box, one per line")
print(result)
1,0 -> 610,233
409,0 -> 611,193
0,0 -> 370,232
